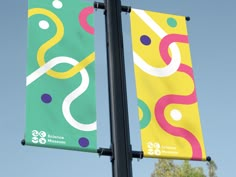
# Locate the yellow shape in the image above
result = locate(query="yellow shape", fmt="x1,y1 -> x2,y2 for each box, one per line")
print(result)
28,8 -> 95,79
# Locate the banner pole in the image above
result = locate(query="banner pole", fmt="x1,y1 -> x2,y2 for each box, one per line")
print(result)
103,0 -> 133,176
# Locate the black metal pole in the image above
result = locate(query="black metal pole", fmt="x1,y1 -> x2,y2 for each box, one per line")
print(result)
103,0 -> 133,177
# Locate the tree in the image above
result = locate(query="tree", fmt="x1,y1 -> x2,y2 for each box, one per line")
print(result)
151,159 -> 206,177
178,160 -> 206,177
207,160 -> 217,177
151,159 -> 180,177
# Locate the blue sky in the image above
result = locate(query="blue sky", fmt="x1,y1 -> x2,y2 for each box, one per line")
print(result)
1,0 -> 236,177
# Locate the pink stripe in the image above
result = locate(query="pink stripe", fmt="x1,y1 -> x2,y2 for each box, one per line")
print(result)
154,34 -> 202,160
160,34 -> 189,65
79,6 -> 94,35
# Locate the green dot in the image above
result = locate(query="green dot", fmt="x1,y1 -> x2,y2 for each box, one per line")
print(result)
138,99 -> 151,129
167,17 -> 177,28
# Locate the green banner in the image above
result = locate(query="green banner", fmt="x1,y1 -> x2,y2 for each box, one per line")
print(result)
25,0 -> 96,152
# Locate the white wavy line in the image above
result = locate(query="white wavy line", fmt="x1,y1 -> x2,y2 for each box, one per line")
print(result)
26,57 -> 76,86
62,63 -> 97,131
26,56 -> 96,131
132,9 -> 181,77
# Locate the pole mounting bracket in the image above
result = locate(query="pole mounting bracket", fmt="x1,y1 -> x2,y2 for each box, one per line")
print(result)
97,147 -> 143,159
94,1 -> 131,13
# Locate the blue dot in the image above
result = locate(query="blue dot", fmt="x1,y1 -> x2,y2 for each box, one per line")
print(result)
41,94 -> 52,103
78,137 -> 89,147
140,35 -> 151,45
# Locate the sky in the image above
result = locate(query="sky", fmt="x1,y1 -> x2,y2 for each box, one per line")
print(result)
1,0 -> 236,177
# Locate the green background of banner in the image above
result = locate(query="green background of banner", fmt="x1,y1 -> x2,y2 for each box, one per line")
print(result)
25,0 -> 96,152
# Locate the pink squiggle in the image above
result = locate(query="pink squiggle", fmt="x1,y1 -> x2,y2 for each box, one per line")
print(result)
79,6 -> 94,35
160,34 -> 189,65
155,34 -> 202,160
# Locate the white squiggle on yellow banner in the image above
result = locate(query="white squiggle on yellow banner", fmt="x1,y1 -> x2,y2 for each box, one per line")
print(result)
132,9 -> 181,77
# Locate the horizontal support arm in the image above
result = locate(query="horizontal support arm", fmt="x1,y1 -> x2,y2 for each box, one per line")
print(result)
97,147 -> 143,159
94,2 -> 190,21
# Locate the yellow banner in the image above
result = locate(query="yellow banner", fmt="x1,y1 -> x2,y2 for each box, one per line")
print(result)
130,9 -> 206,160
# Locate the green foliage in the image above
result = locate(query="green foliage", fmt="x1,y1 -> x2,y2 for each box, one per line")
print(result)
207,160 -> 217,177
151,159 -> 179,177
151,159 -> 217,177
178,161 -> 206,177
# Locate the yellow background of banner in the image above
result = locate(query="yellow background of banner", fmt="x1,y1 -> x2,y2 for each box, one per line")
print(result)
130,9 -> 206,160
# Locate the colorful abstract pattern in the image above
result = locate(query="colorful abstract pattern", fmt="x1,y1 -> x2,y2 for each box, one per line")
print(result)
25,0 -> 96,152
130,9 -> 206,160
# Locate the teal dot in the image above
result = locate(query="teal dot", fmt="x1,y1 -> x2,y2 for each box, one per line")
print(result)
167,17 -> 177,28
138,99 -> 151,129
